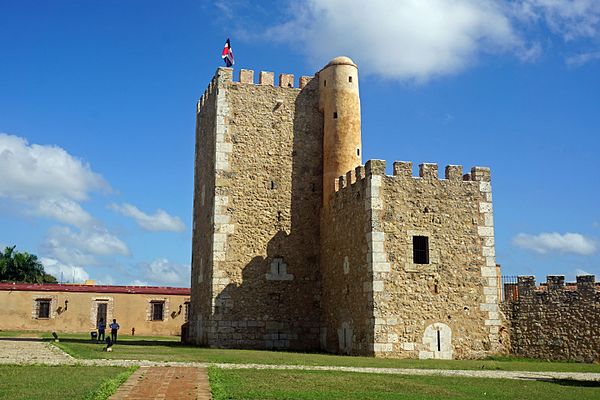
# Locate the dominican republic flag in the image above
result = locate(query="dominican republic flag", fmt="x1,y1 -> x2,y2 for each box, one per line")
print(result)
222,38 -> 234,67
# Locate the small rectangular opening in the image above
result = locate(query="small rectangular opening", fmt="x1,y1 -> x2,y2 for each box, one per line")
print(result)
349,76 -> 353,83
37,299 -> 51,319
333,112 -> 338,119
413,236 -> 429,264
151,301 -> 165,321
323,80 -> 327,87
437,330 -> 441,351
357,148 -> 360,156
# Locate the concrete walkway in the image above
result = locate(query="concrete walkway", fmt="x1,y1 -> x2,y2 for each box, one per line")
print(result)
1,339 -> 600,383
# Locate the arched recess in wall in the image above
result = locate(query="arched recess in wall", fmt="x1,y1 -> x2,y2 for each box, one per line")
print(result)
420,322 -> 452,360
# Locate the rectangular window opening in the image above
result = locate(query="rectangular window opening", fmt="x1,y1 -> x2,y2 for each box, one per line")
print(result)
37,299 -> 51,319
151,301 -> 165,321
413,236 -> 429,264
333,112 -> 338,119
437,330 -> 441,352
349,76 -> 353,83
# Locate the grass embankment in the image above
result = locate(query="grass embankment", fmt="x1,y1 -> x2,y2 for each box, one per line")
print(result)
0,330 -> 40,338
50,333 -> 600,373
0,365 -> 136,400
208,367 -> 600,400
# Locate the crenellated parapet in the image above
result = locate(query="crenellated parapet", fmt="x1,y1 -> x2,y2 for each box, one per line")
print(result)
332,160 -> 492,197
516,275 -> 599,299
197,67 -> 315,114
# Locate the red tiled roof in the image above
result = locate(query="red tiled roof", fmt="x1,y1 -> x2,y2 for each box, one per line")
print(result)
0,282 -> 190,295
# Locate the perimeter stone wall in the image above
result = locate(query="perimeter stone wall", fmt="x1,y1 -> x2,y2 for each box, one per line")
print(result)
506,275 -> 600,362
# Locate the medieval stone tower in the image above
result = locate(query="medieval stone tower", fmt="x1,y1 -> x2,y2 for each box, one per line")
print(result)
189,57 -> 504,359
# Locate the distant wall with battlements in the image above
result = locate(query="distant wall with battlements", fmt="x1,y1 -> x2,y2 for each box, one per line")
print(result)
190,67 -> 323,350
505,275 -> 600,362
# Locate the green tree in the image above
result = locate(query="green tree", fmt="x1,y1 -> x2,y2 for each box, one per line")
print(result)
0,246 -> 57,283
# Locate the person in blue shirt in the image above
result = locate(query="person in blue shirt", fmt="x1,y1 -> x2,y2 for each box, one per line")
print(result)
97,318 -> 106,342
109,319 -> 120,343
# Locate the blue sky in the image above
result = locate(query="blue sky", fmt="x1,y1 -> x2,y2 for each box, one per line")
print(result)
1,0 -> 599,286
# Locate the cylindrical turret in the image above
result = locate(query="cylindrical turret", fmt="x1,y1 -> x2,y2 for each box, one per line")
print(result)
319,56 -> 362,206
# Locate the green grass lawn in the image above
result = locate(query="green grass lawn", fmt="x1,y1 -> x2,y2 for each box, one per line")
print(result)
48,333 -> 600,373
0,365 -> 135,400
0,330 -> 41,338
208,368 -> 600,400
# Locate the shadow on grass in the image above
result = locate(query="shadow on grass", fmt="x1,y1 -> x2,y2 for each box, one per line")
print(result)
525,377 -> 600,387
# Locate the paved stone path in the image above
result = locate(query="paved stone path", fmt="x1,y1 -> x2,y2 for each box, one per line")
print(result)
0,338 -> 73,365
1,338 -> 600,384
109,366 -> 211,400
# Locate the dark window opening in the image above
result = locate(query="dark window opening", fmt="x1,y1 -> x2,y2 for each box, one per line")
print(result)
343,327 -> 347,348
96,302 -> 107,326
349,76 -> 353,83
277,211 -> 282,222
413,236 -> 429,264
333,112 -> 338,119
357,148 -> 360,156
436,330 -> 441,351
37,300 -> 50,318
269,180 -> 277,190
151,301 -> 164,321
323,80 -> 327,87
434,284 -> 439,294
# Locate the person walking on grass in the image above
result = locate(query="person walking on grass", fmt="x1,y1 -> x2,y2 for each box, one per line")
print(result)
109,319 -> 120,343
97,317 -> 106,342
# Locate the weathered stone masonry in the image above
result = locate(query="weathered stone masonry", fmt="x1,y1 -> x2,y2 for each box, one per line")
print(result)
190,57 -> 505,359
505,275 -> 600,362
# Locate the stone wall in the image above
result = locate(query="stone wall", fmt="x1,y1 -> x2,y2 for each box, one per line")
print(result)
506,275 -> 600,362
321,164 -> 373,355
370,160 -> 504,359
189,67 -> 222,345
191,68 -> 323,350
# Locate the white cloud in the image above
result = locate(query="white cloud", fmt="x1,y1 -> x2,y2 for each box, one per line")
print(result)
43,226 -> 130,266
565,51 -> 600,67
513,232 -> 597,255
575,268 -> 592,276
257,0 -> 600,81
514,0 -> 600,41
29,198 -> 93,227
0,133 -> 108,227
109,203 -> 185,232
130,279 -> 149,286
41,257 -> 90,283
263,0 -> 531,82
138,258 -> 190,287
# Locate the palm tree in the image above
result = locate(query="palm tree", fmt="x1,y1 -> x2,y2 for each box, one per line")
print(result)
0,246 -> 57,283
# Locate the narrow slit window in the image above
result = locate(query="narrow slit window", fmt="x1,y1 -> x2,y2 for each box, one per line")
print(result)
333,112 -> 338,119
323,80 -> 327,87
413,236 -> 429,264
357,148 -> 360,156
437,330 -> 441,351
349,76 -> 353,83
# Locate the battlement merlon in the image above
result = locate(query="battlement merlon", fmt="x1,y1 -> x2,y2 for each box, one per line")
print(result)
517,275 -> 598,296
333,160 -> 492,189
197,67 -> 315,114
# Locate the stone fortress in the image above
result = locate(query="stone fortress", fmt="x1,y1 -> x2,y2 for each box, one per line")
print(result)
188,56 -> 599,361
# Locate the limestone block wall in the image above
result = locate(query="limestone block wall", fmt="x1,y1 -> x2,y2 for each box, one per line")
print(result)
189,67 -> 224,345
321,164 -> 373,355
370,160 -> 504,359
191,68 -> 323,350
506,275 -> 600,362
